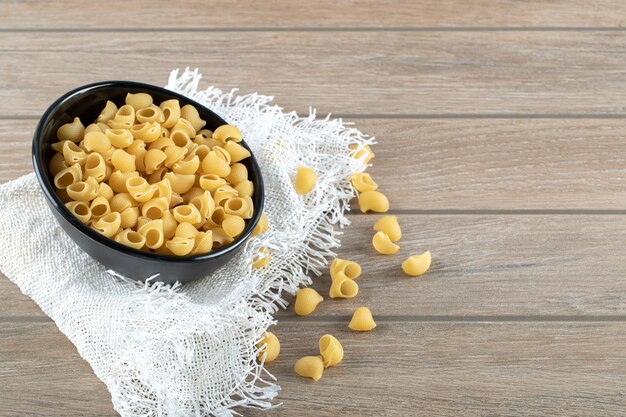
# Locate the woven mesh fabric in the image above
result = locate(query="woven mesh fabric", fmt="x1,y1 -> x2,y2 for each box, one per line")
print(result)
0,68 -> 372,416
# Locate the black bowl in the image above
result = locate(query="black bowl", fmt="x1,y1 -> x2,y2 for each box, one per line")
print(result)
32,81 -> 264,284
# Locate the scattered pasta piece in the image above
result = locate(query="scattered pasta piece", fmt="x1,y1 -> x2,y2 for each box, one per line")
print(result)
329,272 -> 359,299
294,356 -> 324,381
319,335 -> 344,368
50,94 -> 256,255
294,288 -> 324,316
349,144 -> 375,164
252,247 -> 270,268
257,332 -> 280,363
252,212 -> 268,236
401,251 -> 432,277
372,231 -> 400,255
373,215 -> 401,242
294,166 -> 317,195
349,307 -> 376,331
330,258 -> 361,281
350,172 -> 378,192
358,190 -> 389,213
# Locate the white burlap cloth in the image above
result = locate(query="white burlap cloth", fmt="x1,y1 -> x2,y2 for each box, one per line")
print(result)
0,69 -> 372,416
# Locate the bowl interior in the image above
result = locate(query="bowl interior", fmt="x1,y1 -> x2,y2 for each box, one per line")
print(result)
33,81 -> 264,262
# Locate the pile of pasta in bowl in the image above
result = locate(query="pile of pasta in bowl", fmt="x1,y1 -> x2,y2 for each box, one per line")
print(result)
50,92 -> 256,256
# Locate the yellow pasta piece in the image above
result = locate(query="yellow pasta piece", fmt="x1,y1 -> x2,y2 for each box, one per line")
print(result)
125,92 -> 153,110
174,222 -> 198,239
65,201 -> 91,224
105,128 -> 134,148
189,191 -> 215,222
136,105 -> 165,124
180,104 -> 206,132
294,167 -> 317,195
96,100 -> 118,123
242,195 -> 254,219
202,151 -> 231,177
172,154 -> 200,175
214,187 -> 238,207
96,182 -> 114,201
111,149 -> 136,173
223,141 -> 251,163
401,251 -> 431,277
82,131 -> 111,153
319,334 -> 343,368
198,174 -> 227,193
182,186 -> 204,204
126,140 -> 147,171
148,135 -> 174,150
192,231 -> 213,254
211,227 -> 234,249
350,172 -> 378,192
119,206 -> 140,229
107,105 -> 136,130
373,215 -> 401,242
372,231 -> 400,255
62,141 -> 87,166
66,177 -> 99,202
130,122 -> 161,143
110,192 -> 137,213
114,229 -> 146,250
205,206 -> 226,229
91,212 -> 122,238
251,213 -> 268,236
54,163 -> 82,189
51,140 -> 69,153
329,258 -> 362,281
349,144 -> 375,164
56,117 -> 85,142
163,172 -> 196,194
136,216 -> 151,230
348,306 -> 376,331
212,125 -> 242,143
165,236 -> 194,256
83,123 -> 101,135
49,152 -> 68,176
193,144 -> 211,161
358,190 -> 389,213
169,192 -> 184,208
126,177 -> 157,203
90,196 -> 111,219
137,219 -> 164,249
222,197 -> 250,218
141,197 -> 170,220
294,356 -> 324,381
108,171 -> 139,193
234,180 -> 254,198
83,153 -> 107,182
294,288 -> 323,316
148,166 -> 168,185
329,272 -> 359,299
171,118 -> 196,138
172,204 -> 202,224
162,145 -> 187,168
222,214 -> 246,238
224,163 -> 247,185
161,210 -> 178,240
257,332 -> 280,363
159,99 -> 181,128
252,247 -> 270,268
143,149 -> 167,174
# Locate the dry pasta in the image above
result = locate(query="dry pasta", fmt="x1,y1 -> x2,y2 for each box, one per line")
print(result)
350,172 -> 378,192
373,215 -> 401,242
294,166 -> 317,195
349,144 -> 375,164
358,190 -> 389,213
50,94 -> 254,255
329,272 -> 359,299
294,288 -> 323,316
257,332 -> 280,363
330,258 -> 361,281
372,231 -> 400,255
252,212 -> 268,236
252,247 -> 270,268
294,356 -> 324,381
401,251 -> 432,277
348,306 -> 376,331
318,334 -> 343,368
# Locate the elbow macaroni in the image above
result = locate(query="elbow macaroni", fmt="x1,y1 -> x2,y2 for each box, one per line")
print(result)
358,190 -> 389,213
372,231 -> 400,255
373,215 -> 401,242
257,331 -> 280,363
401,251 -> 431,277
329,272 -> 359,299
350,172 -> 378,192
319,334 -> 343,368
294,166 -> 317,195
294,356 -> 324,381
294,288 -> 324,316
330,258 -> 361,281
50,95 -> 254,255
348,306 -> 376,331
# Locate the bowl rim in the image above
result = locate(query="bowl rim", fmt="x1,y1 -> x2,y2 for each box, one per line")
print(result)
32,80 -> 265,263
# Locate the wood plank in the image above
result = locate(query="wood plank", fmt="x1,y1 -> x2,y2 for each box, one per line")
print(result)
4,118 -> 626,209
3,320 -> 626,416
2,0 -> 626,29
4,32 -> 626,116
3,214 -> 626,318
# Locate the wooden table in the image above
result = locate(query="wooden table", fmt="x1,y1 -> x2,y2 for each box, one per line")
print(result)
3,1 -> 626,415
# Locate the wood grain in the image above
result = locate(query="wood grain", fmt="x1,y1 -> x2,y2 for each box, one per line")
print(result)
4,118 -> 626,209
4,32 -> 626,116
3,320 -> 626,416
3,213 -> 626,318
2,0 -> 626,29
